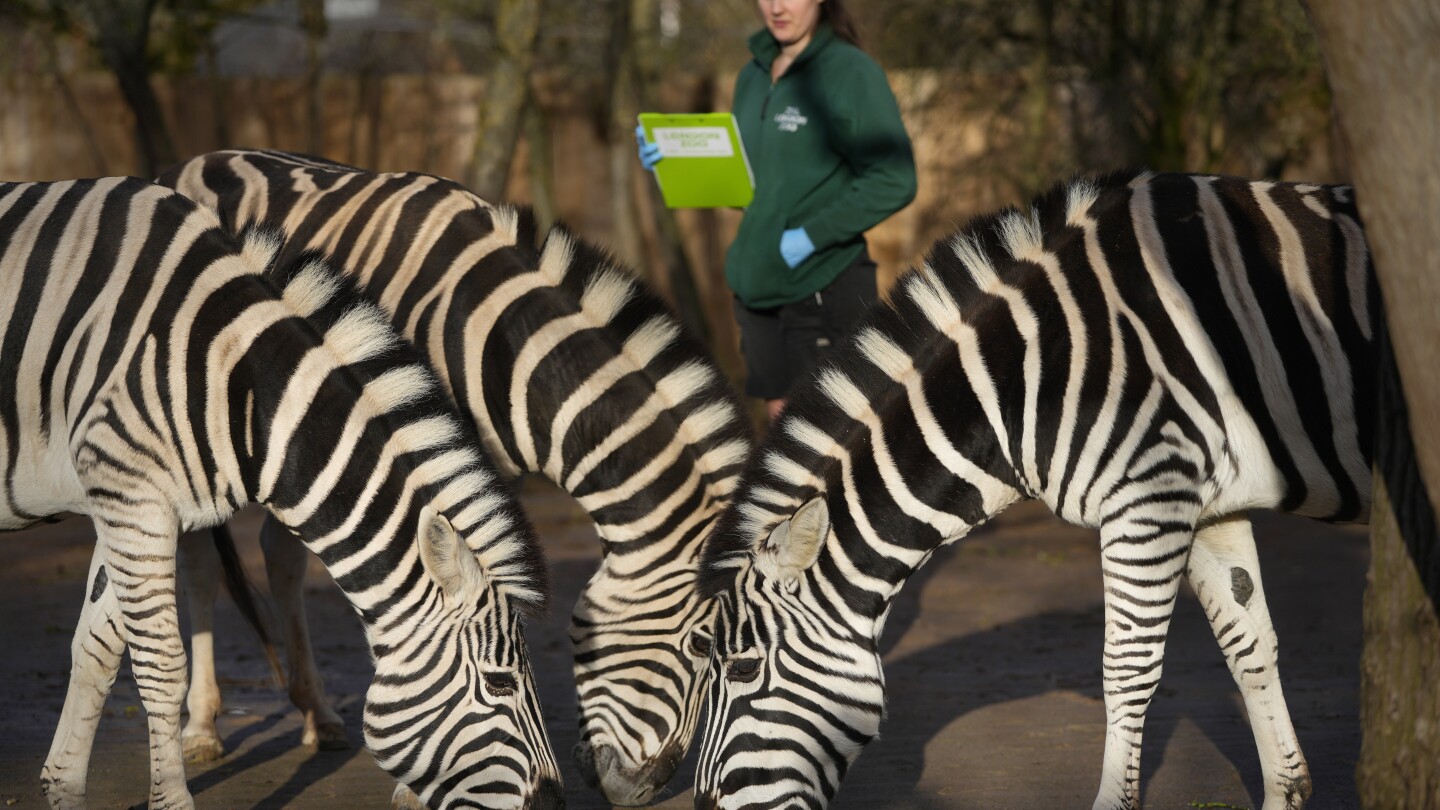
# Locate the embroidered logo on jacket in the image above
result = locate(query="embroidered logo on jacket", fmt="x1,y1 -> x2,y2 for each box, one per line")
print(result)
774,106 -> 809,132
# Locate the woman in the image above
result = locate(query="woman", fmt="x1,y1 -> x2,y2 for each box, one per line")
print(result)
640,0 -> 916,421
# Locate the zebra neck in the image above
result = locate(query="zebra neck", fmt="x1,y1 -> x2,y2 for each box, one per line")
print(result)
758,401 -> 1027,625
277,502 -> 431,634
824,480 -> 1025,622
466,297 -> 747,493
222,337 -> 450,627
766,329 -> 1033,621
570,448 -> 739,549
267,498 -> 440,655
431,243 -> 751,551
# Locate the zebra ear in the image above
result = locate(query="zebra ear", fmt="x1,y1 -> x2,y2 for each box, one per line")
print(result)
418,506 -> 486,603
756,497 -> 829,583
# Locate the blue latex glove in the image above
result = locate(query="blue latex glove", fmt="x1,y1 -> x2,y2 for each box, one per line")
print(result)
636,125 -> 663,171
780,227 -> 815,268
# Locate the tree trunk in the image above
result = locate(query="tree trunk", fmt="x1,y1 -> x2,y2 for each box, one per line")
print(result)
365,62 -> 383,169
624,0 -> 714,338
202,35 -> 230,150
1021,0 -> 1054,194
87,0 -> 175,177
44,35 -> 107,175
347,65 -> 365,165
683,74 -> 744,386
524,98 -> 557,232
467,0 -> 544,201
1306,1 -> 1440,806
1098,0 -> 1140,165
105,49 -> 177,177
299,0 -> 327,156
1360,328 -> 1440,807
604,0 -> 645,267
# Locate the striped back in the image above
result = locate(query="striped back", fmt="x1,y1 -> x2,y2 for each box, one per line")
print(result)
160,148 -> 754,801
0,177 -> 561,808
692,172 -> 1376,808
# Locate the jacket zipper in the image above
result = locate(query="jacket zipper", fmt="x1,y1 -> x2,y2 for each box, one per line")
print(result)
757,83 -> 776,175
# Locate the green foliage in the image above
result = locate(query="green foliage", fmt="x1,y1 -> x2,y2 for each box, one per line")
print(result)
150,0 -> 267,73
2,0 -> 1333,190
857,0 -> 1331,186
0,0 -> 266,74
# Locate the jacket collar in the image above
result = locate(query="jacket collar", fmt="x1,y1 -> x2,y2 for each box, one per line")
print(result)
748,19 -> 836,74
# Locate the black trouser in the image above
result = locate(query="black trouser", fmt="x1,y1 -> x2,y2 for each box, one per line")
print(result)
733,248 -> 878,400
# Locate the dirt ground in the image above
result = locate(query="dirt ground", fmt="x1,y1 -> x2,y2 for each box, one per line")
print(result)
0,480 -> 1367,809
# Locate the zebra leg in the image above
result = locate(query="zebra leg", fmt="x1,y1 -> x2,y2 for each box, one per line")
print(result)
1092,504 -> 1197,810
41,546 -> 126,808
259,514 -> 348,749
103,518 -> 194,809
178,535 -> 227,763
1187,515 -> 1311,810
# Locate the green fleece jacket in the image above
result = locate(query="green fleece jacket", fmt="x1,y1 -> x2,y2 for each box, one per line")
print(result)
726,23 -> 916,308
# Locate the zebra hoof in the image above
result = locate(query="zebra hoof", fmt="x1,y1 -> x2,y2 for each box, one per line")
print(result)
182,733 -> 225,764
1268,771 -> 1312,810
390,783 -> 426,810
39,767 -> 86,809
305,719 -> 351,750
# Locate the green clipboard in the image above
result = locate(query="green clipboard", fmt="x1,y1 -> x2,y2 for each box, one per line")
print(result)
638,113 -> 755,209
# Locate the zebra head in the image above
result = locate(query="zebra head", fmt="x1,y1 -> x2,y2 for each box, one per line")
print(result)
694,497 -> 887,809
365,506 -> 563,810
571,535 -> 721,805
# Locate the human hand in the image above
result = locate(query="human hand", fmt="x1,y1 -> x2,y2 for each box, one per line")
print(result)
780,227 -> 815,268
636,125 -> 663,171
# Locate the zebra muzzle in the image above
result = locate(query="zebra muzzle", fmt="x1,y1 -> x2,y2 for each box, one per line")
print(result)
525,777 -> 565,810
574,740 -> 682,806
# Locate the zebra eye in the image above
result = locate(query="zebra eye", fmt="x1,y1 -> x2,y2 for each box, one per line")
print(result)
726,658 -> 761,683
688,632 -> 713,657
483,671 -> 517,696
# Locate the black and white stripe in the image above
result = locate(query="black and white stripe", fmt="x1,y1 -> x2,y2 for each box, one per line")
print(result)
159,148 -> 754,804
0,177 -> 561,809
695,172 -> 1375,810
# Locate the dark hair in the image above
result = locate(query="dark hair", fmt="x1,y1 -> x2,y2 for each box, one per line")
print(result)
823,0 -> 863,49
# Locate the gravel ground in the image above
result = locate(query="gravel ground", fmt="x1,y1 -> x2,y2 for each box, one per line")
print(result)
0,480 -> 1366,809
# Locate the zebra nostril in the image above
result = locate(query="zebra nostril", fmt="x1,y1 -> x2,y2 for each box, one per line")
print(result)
648,742 -> 683,788
527,777 -> 565,810
579,742 -> 676,806
594,743 -> 618,775
574,741 -> 620,790
573,741 -> 600,787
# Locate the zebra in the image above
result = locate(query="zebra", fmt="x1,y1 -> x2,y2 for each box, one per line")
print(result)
693,171 -> 1375,810
158,148 -> 754,805
0,177 -> 563,809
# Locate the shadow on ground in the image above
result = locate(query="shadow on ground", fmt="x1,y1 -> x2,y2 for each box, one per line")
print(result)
0,489 -> 1365,809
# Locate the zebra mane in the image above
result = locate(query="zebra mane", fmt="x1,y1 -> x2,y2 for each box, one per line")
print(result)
248,147 -> 362,171
268,150 -> 543,254
698,171 -> 1149,596
180,150 -> 747,490
531,223 -> 753,485
237,224 -> 549,614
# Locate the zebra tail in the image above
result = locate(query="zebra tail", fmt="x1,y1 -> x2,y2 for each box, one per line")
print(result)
211,524 -> 288,690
